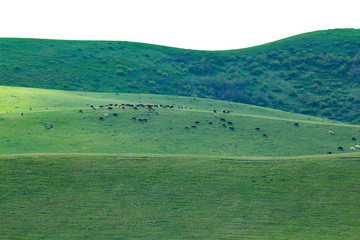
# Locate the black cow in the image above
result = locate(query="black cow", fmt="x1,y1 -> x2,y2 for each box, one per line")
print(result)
338,147 -> 344,151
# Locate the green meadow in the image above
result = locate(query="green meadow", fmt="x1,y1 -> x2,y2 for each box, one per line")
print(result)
1,86 -> 360,239
1,154 -> 359,239
0,86 -> 358,156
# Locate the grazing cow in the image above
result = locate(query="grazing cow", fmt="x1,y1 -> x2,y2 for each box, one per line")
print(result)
226,110 -> 231,113
213,109 -> 217,113
99,105 -> 104,108
195,121 -> 200,124
109,104 -> 113,106
191,125 -> 196,128
355,145 -> 360,148
146,114 -> 150,116
108,107 -> 113,110
352,137 -> 357,141
132,117 -> 136,120
185,126 -> 189,129
328,131 -> 334,135
229,126 -> 235,130
155,111 -> 159,114
294,122 -> 299,127
113,113 -> 118,116
98,116 -> 103,120
222,123 -> 226,127
208,121 -> 213,125
214,114 -> 219,117
327,151 -> 332,154
262,133 -> 268,137
350,147 -> 356,151
133,106 -> 138,110
104,113 -> 109,117
78,110 -> 83,113
255,127 -> 260,131
138,119 -> 143,122
338,146 -> 344,151
92,107 -> 96,110
142,118 -> 147,122
220,118 -> 226,122
227,121 -> 233,125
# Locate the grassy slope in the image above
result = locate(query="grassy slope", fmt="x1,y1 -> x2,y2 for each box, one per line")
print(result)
1,29 -> 360,123
1,86 -> 359,157
1,153 -> 359,239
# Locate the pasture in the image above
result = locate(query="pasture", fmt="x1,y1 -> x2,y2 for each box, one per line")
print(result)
0,153 -> 359,239
0,86 -> 359,157
1,86 -> 360,239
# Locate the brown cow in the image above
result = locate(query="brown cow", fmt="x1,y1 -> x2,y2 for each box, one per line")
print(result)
185,126 -> 189,129
78,110 -> 83,113
98,116 -> 104,120
329,131 -> 334,135
262,133 -> 268,137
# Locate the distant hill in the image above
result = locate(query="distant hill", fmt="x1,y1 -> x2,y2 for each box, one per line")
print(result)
1,29 -> 360,123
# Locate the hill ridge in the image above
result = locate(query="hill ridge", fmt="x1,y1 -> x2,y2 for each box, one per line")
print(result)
1,29 -> 360,123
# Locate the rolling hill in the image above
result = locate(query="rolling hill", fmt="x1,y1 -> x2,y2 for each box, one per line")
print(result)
1,29 -> 360,239
1,86 -> 360,239
1,29 -> 360,123
1,86 -> 359,157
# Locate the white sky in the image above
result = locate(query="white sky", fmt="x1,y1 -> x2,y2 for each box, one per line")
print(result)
1,0 -> 359,50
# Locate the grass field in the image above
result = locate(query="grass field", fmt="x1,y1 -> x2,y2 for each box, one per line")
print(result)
1,86 -> 359,157
1,86 -> 360,239
1,153 -> 359,239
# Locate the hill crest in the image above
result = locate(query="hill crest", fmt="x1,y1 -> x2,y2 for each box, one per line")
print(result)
1,29 -> 360,123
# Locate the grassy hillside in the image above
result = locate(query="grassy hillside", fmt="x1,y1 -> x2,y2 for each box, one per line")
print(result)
1,29 -> 360,123
1,153 -> 359,239
1,86 -> 359,157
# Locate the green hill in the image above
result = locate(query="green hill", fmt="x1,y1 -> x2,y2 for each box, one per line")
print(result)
1,86 -> 359,157
1,87 -> 360,239
1,29 -> 360,123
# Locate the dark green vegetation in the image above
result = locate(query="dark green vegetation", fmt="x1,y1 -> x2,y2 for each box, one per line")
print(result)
1,154 -> 359,239
1,87 -> 359,157
1,29 -> 360,123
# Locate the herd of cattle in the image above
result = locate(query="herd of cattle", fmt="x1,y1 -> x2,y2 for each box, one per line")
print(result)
78,103 -> 359,155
